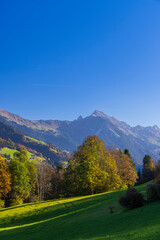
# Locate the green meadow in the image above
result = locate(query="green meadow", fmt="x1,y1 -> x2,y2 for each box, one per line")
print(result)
0,147 -> 45,162
0,183 -> 160,240
25,136 -> 47,146
0,148 -> 18,159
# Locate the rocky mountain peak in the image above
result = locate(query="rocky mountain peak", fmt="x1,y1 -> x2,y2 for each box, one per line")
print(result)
91,110 -> 108,118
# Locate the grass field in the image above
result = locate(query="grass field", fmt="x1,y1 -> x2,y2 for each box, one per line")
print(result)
25,136 -> 47,146
0,183 -> 160,240
0,148 -> 45,162
0,148 -> 18,158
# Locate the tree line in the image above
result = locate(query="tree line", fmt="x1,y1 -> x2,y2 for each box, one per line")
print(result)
1,135 -> 159,208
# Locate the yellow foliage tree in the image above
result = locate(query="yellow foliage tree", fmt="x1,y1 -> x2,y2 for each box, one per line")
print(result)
63,136 -> 121,196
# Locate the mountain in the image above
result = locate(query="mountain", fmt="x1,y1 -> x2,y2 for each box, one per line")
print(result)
0,119 -> 69,165
0,109 -> 160,165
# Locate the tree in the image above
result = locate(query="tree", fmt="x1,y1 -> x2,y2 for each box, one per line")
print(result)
63,135 -> 121,196
13,150 -> 28,163
111,149 -> 137,187
36,162 -> 56,201
124,149 -> 131,159
142,155 -> 155,183
0,155 -> 11,207
27,161 -> 37,202
153,159 -> 160,183
137,168 -> 142,185
9,150 -> 31,205
124,148 -> 136,170
54,165 -> 65,197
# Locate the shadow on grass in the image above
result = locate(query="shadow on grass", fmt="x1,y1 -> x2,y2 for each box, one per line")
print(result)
0,190 -> 123,229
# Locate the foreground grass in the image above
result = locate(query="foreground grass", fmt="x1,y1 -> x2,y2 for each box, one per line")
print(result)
0,183 -> 160,240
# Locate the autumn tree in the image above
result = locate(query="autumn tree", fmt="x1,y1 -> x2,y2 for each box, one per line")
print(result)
36,162 -> 56,201
63,135 -> 121,196
154,159 -> 160,183
0,155 -> 11,207
111,149 -> 137,187
142,155 -> 155,183
124,148 -> 136,169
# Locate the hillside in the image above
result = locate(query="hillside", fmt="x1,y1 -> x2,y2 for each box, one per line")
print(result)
0,147 -> 45,162
0,120 -> 69,165
1,109 -> 160,165
0,183 -> 160,240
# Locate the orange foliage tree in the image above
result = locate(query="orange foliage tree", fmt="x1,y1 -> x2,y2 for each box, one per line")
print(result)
0,155 -> 11,198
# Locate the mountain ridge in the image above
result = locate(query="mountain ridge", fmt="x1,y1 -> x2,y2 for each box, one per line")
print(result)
0,108 -> 160,165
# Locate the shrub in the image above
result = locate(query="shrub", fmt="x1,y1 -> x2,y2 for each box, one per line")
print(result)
119,188 -> 144,209
146,184 -> 160,202
108,205 -> 115,214
0,199 -> 4,208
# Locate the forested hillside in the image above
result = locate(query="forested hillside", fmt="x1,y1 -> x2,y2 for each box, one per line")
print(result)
0,120 -> 69,165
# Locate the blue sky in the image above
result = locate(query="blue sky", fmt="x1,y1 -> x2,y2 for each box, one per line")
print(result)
0,0 -> 160,126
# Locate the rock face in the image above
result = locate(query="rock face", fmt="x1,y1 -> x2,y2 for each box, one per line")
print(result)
1,109 -> 160,165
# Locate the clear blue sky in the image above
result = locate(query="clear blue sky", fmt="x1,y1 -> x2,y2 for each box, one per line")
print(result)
0,0 -> 160,126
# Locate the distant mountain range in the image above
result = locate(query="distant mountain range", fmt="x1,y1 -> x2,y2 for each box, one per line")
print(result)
0,109 -> 160,166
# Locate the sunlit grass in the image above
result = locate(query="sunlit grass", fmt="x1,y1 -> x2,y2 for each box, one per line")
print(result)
0,183 -> 160,240
0,147 -> 45,162
0,148 -> 18,158
25,136 -> 47,145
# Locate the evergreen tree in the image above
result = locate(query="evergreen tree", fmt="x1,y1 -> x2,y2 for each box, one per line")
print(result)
137,168 -> 142,185
124,149 -> 131,159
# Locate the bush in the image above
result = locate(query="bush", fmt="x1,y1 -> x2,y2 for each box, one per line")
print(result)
119,188 -> 144,209
0,199 -> 4,208
146,184 -> 160,202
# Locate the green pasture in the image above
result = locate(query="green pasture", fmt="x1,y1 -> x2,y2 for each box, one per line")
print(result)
0,183 -> 160,240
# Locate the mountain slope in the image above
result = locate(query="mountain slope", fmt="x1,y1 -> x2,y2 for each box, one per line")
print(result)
0,120 -> 69,165
0,109 -> 160,165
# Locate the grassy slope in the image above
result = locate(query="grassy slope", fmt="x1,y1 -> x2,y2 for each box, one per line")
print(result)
0,148 -> 45,162
0,183 -> 160,240
25,136 -> 47,146
0,148 -> 17,158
